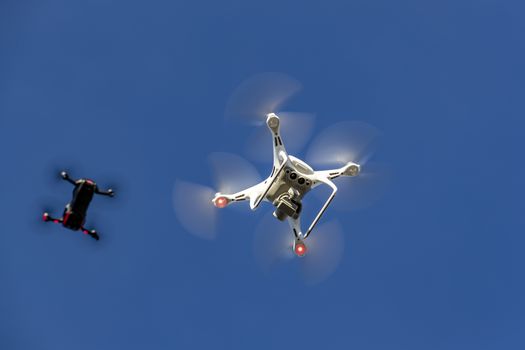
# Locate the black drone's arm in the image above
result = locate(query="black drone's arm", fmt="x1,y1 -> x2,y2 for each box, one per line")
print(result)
81,226 -> 100,240
42,213 -> 99,240
95,187 -> 114,197
61,171 -> 77,185
302,178 -> 337,239
43,213 -> 63,224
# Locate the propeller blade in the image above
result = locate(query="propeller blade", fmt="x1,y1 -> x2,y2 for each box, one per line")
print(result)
208,152 -> 262,194
253,213 -> 345,284
173,180 -> 217,240
310,161 -> 389,212
300,220 -> 345,285
225,72 -> 303,126
306,121 -> 381,167
253,213 -> 295,272
244,112 -> 316,162
336,162 -> 389,211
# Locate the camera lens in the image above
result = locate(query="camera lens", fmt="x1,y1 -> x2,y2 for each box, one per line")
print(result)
298,177 -> 305,185
290,173 -> 297,180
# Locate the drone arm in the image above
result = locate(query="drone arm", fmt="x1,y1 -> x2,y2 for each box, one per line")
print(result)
251,151 -> 289,209
42,213 -> 63,224
61,171 -> 77,185
303,179 -> 337,239
312,162 -> 361,183
80,226 -> 99,240
212,184 -> 261,207
216,188 -> 251,203
314,169 -> 344,181
212,152 -> 289,210
95,187 -> 114,197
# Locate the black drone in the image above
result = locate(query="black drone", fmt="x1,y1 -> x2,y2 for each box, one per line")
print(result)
42,171 -> 114,240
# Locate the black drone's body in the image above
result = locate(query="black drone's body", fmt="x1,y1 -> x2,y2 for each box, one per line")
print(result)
43,171 -> 114,240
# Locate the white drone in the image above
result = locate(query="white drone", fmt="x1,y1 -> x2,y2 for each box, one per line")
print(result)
174,73 -> 382,282
211,113 -> 360,257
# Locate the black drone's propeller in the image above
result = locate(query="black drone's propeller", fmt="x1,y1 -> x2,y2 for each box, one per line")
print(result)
253,213 -> 345,285
305,121 -> 388,211
173,152 -> 261,239
225,72 -> 316,162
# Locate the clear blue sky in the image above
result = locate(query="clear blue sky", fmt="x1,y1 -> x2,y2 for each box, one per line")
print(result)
1,0 -> 524,349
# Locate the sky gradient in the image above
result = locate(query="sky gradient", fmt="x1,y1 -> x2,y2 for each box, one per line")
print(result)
1,0 -> 525,349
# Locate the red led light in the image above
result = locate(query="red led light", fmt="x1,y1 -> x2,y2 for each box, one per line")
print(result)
215,196 -> 229,208
42,214 -> 49,222
294,242 -> 307,257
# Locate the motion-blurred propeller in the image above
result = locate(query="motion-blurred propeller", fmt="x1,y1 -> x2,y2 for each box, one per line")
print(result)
225,72 -> 316,161
306,121 -> 381,167
207,152 -> 261,194
244,112 -> 316,163
173,180 -> 217,240
300,220 -> 345,285
306,121 -> 388,211
225,72 -> 302,125
173,152 -> 262,239
253,213 -> 345,284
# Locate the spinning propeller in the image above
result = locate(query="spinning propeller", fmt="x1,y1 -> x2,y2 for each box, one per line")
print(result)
306,121 -> 388,211
253,213 -> 345,284
173,152 -> 261,240
225,72 -> 316,162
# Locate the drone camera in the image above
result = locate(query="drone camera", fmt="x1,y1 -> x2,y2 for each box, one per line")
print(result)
294,240 -> 307,257
273,199 -> 298,221
272,190 -> 302,221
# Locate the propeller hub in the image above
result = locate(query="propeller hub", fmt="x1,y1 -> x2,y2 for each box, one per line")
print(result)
214,196 -> 230,208
294,241 -> 307,257
266,113 -> 279,127
344,163 -> 360,176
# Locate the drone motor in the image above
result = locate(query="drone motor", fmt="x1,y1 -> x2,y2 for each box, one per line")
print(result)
294,240 -> 307,257
213,196 -> 230,208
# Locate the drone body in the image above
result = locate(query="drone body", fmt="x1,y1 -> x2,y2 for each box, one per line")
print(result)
42,171 -> 114,240
212,113 -> 360,256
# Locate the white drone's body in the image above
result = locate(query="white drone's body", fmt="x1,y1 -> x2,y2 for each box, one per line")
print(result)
212,113 -> 360,256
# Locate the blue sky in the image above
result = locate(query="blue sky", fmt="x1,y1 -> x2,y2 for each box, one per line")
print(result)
1,0 -> 525,349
